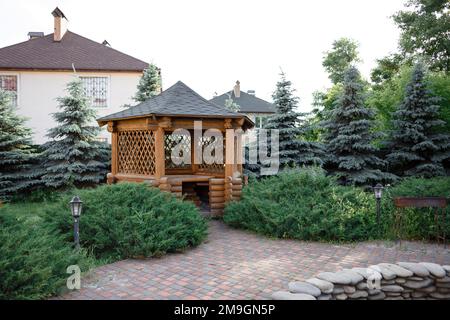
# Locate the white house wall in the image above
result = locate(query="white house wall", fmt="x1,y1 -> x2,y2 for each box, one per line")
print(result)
1,70 -> 142,144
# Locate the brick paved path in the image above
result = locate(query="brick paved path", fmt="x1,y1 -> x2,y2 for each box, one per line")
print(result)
60,220 -> 450,300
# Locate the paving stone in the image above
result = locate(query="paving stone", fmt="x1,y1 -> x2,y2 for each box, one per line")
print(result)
288,281 -> 321,297
419,262 -> 446,278
397,262 -> 430,277
306,278 -> 334,294
272,291 -> 316,300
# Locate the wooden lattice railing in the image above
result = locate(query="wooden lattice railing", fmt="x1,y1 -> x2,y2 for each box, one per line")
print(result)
164,132 -> 191,170
117,129 -> 156,175
197,135 -> 225,174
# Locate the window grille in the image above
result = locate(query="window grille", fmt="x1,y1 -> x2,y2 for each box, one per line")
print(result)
0,75 -> 18,106
117,130 -> 156,175
81,76 -> 108,107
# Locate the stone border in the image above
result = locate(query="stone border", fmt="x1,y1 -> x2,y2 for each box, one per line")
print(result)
272,263 -> 450,300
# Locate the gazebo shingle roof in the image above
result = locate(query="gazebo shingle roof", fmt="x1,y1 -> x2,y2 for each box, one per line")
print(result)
97,81 -> 253,127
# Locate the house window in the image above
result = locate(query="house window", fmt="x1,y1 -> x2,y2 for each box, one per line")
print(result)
0,75 -> 18,107
255,116 -> 269,129
81,77 -> 108,108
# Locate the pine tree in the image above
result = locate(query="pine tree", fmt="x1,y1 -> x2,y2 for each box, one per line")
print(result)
0,89 -> 41,200
266,72 -> 324,169
323,67 -> 393,186
224,92 -> 240,112
42,78 -> 108,189
133,63 -> 162,103
386,62 -> 450,177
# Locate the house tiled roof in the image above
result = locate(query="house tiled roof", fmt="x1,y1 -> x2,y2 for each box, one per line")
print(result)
97,81 -> 254,128
210,90 -> 276,114
0,31 -> 148,72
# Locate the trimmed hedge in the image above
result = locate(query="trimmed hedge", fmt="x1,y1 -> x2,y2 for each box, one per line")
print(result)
224,168 -> 450,241
43,183 -> 208,261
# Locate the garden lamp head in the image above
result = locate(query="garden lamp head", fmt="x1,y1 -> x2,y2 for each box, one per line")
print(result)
373,184 -> 384,199
70,196 -> 83,218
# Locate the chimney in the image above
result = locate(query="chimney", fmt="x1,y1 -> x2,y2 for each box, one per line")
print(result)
233,80 -> 240,98
52,7 -> 68,42
247,90 -> 255,96
28,32 -> 44,40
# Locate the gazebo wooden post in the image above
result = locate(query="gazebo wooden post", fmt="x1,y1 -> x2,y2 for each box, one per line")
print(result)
107,121 -> 117,184
155,126 -> 165,179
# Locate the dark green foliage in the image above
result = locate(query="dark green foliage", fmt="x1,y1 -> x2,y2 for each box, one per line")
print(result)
224,168 -> 380,241
133,63 -> 162,103
393,0 -> 450,72
41,78 -> 109,189
266,72 -> 324,169
371,53 -> 406,85
322,38 -> 361,84
224,169 -> 450,242
0,89 -> 41,200
0,213 -> 95,299
43,183 -> 208,261
386,62 -> 450,177
323,67 -> 394,186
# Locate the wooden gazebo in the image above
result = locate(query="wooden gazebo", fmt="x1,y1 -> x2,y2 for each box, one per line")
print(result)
97,81 -> 254,216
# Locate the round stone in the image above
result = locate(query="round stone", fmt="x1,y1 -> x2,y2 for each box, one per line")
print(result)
317,272 -> 352,285
357,282 -> 368,290
381,285 -> 404,293
340,270 -> 364,285
288,281 -> 321,297
378,263 -> 413,278
306,278 -> 334,294
429,292 -> 450,299
397,262 -> 430,277
436,276 -> 450,283
349,290 -> 368,299
395,278 -> 406,284
335,293 -> 348,300
368,292 -> 386,300
411,291 -> 426,298
436,282 -> 450,288
417,285 -> 437,293
343,285 -> 356,294
272,291 -> 316,300
332,286 -> 345,294
403,278 -> 433,289
369,265 -> 396,280
317,294 -> 332,300
419,262 -> 446,278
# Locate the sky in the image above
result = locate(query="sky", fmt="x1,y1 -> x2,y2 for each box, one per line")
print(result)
0,0 -> 407,112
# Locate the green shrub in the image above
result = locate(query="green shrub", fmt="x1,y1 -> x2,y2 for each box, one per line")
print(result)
224,169 -> 450,242
382,177 -> 450,239
0,213 -> 95,299
43,183 -> 208,261
224,168 -> 381,241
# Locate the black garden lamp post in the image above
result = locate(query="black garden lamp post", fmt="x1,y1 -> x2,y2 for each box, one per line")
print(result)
70,196 -> 83,249
373,184 -> 384,226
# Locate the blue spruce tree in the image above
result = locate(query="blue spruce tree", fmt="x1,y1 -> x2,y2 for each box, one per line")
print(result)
323,67 -> 393,186
42,78 -> 109,189
0,89 -> 41,200
386,62 -> 450,177
266,72 -> 324,169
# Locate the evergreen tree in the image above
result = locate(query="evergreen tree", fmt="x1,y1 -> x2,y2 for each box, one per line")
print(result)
266,72 -> 324,169
0,89 -> 41,200
386,62 -> 450,177
323,67 -> 393,186
42,78 -> 108,189
133,63 -> 162,103
224,92 -> 240,112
